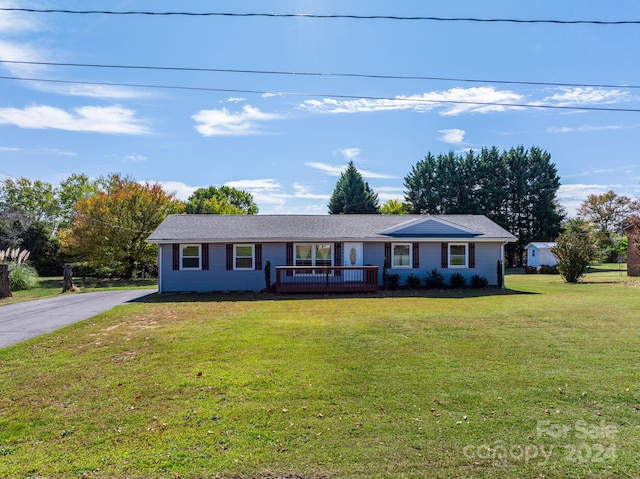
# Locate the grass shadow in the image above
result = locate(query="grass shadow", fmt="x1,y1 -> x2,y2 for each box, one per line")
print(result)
140,286 -> 535,304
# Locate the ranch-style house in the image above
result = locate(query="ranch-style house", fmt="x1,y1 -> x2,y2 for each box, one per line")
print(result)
147,214 -> 516,293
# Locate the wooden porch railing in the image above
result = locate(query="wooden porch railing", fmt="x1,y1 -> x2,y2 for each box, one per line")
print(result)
275,266 -> 379,294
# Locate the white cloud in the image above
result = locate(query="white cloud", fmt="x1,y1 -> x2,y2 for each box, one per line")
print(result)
226,97 -> 246,103
340,148 -> 361,160
544,87 -> 629,106
124,154 -> 148,162
300,87 -> 524,117
225,179 -> 280,190
156,181 -> 198,201
306,162 -> 345,176
548,124 -> 625,134
0,146 -> 21,151
0,104 -> 152,135
438,128 -> 465,144
0,1 -> 41,33
306,161 -> 397,179
192,105 -> 283,136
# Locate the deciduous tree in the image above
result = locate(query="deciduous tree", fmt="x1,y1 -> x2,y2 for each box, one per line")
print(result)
62,175 -> 184,278
551,230 -> 597,283
380,199 -> 407,215
186,186 -> 258,215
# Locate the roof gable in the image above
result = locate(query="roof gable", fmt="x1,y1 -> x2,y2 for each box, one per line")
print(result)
380,217 -> 481,238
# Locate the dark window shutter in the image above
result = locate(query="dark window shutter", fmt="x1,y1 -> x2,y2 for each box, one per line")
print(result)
469,243 -> 475,268
226,244 -> 233,271
286,242 -> 293,277
255,244 -> 262,270
441,242 -> 449,269
202,244 -> 209,270
334,242 -> 342,277
412,243 -> 420,269
384,242 -> 391,268
172,244 -> 179,270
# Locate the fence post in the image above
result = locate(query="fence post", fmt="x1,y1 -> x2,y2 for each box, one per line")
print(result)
62,263 -> 74,293
0,263 -> 11,299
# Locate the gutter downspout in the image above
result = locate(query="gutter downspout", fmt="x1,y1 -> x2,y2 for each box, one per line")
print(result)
501,241 -> 508,289
157,244 -> 163,294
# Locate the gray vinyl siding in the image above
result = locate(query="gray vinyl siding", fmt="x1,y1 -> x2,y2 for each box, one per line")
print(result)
159,243 -> 286,293
158,241 -> 504,292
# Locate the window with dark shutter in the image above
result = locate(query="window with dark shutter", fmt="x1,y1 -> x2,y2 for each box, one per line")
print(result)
202,244 -> 209,270
226,244 -> 233,271
334,242 -> 342,277
255,244 -> 262,270
469,243 -> 476,268
384,242 -> 391,268
412,243 -> 420,269
441,242 -> 449,269
286,242 -> 293,276
172,244 -> 179,270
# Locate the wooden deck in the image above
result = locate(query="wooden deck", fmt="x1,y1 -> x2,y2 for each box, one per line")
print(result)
275,266 -> 379,294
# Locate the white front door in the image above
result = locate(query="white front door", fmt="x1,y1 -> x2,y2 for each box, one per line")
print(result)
343,242 -> 363,281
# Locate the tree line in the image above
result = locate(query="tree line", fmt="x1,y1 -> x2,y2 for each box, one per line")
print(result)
2,144 -> 638,281
329,146 -> 565,266
0,174 -> 258,280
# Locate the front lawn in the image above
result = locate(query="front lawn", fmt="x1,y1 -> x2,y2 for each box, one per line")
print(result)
0,270 -> 638,478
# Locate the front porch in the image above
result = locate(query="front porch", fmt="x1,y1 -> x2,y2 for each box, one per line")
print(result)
275,266 -> 379,294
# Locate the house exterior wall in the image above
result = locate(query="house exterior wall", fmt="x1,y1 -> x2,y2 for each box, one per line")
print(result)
158,241 -> 505,292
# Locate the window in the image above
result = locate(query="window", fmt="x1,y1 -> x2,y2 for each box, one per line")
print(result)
449,243 -> 468,268
180,244 -> 201,270
295,243 -> 333,270
234,244 -> 254,270
392,243 -> 411,268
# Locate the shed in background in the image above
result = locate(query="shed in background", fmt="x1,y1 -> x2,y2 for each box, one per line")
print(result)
525,242 -> 557,268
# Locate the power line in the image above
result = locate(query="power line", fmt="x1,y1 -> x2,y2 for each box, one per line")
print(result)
1,74 -> 639,113
2,59 -> 639,90
1,8 -> 639,24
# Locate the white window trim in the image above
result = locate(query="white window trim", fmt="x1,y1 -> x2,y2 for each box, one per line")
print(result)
449,243 -> 468,268
294,243 -> 333,274
233,244 -> 255,270
180,243 -> 201,271
391,243 -> 412,269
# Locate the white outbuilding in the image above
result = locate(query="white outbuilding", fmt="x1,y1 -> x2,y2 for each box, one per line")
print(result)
525,242 -> 558,267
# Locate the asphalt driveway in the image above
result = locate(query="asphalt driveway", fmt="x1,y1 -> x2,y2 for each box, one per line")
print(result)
0,289 -> 156,349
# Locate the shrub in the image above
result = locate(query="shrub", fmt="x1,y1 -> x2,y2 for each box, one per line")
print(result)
405,274 -> 422,289
537,264 -> 558,274
552,231 -> 597,283
386,273 -> 400,290
450,272 -> 466,288
9,264 -> 39,291
424,268 -> 444,289
470,274 -> 488,289
524,265 -> 537,274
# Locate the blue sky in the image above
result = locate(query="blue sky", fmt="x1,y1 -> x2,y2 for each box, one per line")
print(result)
1,1 -> 640,216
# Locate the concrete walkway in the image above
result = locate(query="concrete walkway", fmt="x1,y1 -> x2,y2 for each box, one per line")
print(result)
0,289 -> 156,349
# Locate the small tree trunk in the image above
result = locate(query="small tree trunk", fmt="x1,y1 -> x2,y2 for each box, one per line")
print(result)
0,263 -> 11,299
62,263 -> 74,293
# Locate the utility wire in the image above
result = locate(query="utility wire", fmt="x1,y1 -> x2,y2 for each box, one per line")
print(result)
1,8 -> 638,24
2,59 -> 638,90
1,74 -> 639,113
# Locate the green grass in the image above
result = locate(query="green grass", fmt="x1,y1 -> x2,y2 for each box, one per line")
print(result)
1,276 -> 158,305
0,268 -> 639,478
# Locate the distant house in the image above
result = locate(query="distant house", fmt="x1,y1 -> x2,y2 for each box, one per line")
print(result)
525,242 -> 558,268
147,214 -> 516,293
623,221 -> 639,277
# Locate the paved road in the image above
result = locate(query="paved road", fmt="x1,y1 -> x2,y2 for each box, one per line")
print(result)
0,289 -> 156,349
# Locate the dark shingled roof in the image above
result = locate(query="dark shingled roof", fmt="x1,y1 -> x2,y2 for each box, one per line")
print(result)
147,214 -> 516,243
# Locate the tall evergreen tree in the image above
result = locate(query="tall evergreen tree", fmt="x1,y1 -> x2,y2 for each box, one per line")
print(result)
328,161 -> 380,214
404,146 -> 563,266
